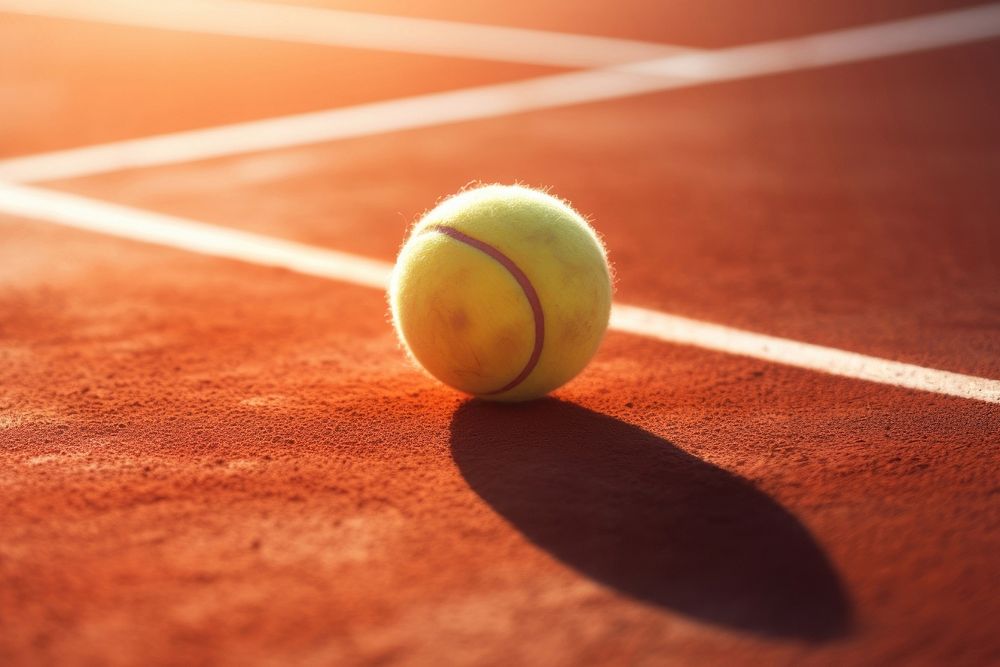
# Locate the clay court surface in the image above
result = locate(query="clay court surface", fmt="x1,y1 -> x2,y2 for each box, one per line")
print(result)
2,1 -> 999,665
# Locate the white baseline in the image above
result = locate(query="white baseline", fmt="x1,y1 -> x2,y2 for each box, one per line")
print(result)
0,0 -> 691,68
1,4 -> 999,183
1,182 -> 997,404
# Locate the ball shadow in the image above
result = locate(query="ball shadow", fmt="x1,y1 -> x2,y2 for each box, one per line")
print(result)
450,399 -> 852,641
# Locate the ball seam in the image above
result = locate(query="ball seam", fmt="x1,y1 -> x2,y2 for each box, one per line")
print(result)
423,224 -> 544,396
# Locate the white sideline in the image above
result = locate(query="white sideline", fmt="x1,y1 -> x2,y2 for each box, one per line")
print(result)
2,3 -> 999,184
610,306 -> 1000,404
0,0 -> 691,68
2,181 -> 998,405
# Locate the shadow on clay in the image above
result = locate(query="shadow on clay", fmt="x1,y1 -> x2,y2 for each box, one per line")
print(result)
450,399 -> 853,641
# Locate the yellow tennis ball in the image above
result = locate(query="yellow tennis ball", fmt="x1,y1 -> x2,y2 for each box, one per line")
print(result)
390,184 -> 612,401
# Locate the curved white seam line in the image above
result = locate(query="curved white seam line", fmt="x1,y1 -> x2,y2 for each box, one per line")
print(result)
1,181 -> 997,404
0,0 -> 693,68
1,3 -> 998,184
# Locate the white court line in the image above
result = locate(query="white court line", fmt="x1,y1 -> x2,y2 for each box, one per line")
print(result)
0,0 -> 691,68
609,306 -> 1000,404
0,182 -> 390,290
1,181 -> 998,404
2,3 -> 999,184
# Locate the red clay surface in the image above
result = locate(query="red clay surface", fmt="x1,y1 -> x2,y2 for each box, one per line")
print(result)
2,2 -> 999,666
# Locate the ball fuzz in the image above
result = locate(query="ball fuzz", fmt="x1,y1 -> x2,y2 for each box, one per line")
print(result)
390,184 -> 612,401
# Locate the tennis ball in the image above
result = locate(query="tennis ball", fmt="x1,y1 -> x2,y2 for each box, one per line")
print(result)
390,184 -> 612,401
